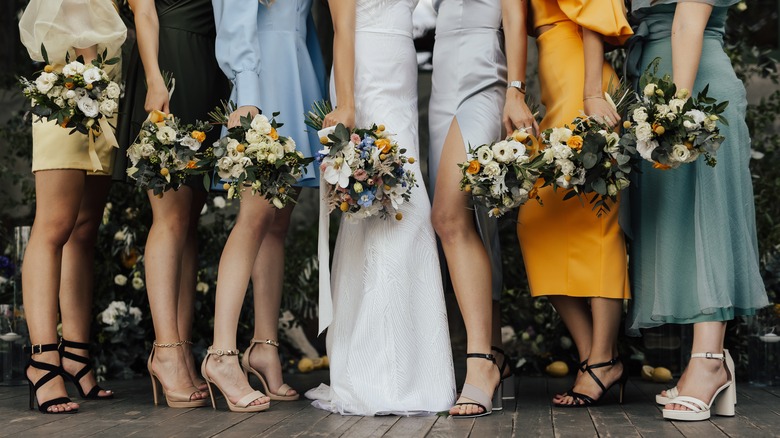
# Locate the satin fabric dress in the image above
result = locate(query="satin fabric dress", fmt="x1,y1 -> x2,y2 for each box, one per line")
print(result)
517,0 -> 632,299
116,0 -> 229,184
19,0 -> 127,175
625,1 -> 768,334
428,0 -> 505,301
306,0 -> 456,416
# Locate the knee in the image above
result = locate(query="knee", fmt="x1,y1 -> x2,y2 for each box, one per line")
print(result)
267,215 -> 292,240
69,215 -> 101,247
431,205 -> 469,244
33,216 -> 76,248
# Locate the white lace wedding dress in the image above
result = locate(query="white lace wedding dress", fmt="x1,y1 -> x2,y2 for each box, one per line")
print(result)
306,0 -> 456,416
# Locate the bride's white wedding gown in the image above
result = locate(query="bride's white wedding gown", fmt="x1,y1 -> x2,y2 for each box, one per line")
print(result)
306,0 -> 456,416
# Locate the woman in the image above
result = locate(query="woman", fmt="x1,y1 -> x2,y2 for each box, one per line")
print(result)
18,0 -> 125,414
119,0 -> 229,408
305,0 -> 456,415
428,0 -> 537,417
517,0 -> 632,407
200,0 -> 325,412
626,0 -> 768,421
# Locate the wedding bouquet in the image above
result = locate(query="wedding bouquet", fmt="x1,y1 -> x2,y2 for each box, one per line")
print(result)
458,129 -> 543,218
206,103 -> 312,206
623,58 -> 728,169
19,46 -> 120,136
535,117 -> 637,216
126,110 -> 212,196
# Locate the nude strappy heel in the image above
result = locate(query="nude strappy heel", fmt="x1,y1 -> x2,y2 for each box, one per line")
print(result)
241,339 -> 299,401
201,346 -> 270,413
148,341 -> 208,408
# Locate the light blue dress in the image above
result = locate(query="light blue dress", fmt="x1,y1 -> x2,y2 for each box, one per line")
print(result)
625,0 -> 768,335
212,0 -> 326,187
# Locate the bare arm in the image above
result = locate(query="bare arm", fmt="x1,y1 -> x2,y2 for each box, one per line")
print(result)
501,0 -> 539,135
128,0 -> 169,113
582,27 -> 620,127
324,0 -> 356,128
671,2 -> 712,93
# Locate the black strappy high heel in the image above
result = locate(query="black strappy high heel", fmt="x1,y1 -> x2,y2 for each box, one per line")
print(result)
554,358 -> 588,400
452,353 -> 500,419
553,357 -> 627,407
59,338 -> 114,399
26,343 -> 79,414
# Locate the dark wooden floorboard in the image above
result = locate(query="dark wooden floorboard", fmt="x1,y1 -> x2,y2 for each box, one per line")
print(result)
383,415 -> 437,438
621,380 -> 685,438
340,415 -> 399,438
514,377 -> 553,438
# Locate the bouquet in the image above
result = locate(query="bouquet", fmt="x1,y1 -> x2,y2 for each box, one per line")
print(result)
535,117 -> 637,216
126,110 -> 212,196
624,58 -> 728,169
458,129 -> 543,218
306,101 -> 417,220
206,103 -> 312,206
19,46 -> 120,137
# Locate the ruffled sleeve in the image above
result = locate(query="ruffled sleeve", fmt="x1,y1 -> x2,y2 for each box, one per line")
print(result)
213,0 -> 262,109
632,0 -> 739,14
18,0 -> 126,64
558,0 -> 633,46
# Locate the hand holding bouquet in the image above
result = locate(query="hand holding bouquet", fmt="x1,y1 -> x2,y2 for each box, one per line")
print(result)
126,110 -> 212,196
459,129 -> 543,218
624,58 -> 728,169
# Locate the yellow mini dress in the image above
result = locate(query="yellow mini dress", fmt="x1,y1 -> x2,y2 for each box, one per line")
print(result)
518,0 -> 632,299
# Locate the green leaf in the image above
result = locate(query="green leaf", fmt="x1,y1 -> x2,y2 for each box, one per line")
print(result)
41,44 -> 49,65
581,152 -> 599,169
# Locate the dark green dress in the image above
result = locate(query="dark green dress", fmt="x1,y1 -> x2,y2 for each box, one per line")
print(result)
115,0 -> 229,186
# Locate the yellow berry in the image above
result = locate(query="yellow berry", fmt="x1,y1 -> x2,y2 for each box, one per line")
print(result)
44,65 -> 54,73
407,157 -> 416,164
395,212 -> 403,220
223,183 -> 231,191
377,124 -> 385,132
340,201 -> 349,212
236,144 -> 245,153
623,121 -> 632,129
160,167 -> 170,177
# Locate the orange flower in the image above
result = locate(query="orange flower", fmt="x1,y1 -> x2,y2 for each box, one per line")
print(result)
64,81 -> 75,89
466,160 -> 481,175
186,160 -> 197,169
60,117 -> 71,128
652,161 -> 672,170
567,135 -> 584,150
684,140 -> 694,150
148,109 -> 167,124
270,127 -> 279,140
375,138 -> 392,153
191,130 -> 206,143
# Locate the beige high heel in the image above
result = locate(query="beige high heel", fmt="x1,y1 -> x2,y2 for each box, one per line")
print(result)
241,339 -> 299,401
656,349 -> 736,405
662,351 -> 736,421
201,346 -> 270,412
147,341 -> 208,408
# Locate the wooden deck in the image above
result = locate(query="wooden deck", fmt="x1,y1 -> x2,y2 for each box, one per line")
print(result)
1,370 -> 779,437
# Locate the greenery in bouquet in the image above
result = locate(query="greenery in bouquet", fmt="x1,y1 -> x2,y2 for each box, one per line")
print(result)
126,110 -> 213,196
205,102 -> 312,206
535,117 -> 637,216
624,58 -> 728,169
18,46 -> 120,136
306,101 -> 418,220
459,129 -> 543,218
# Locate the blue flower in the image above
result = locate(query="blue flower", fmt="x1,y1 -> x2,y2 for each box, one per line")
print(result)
357,189 -> 376,208
360,136 -> 375,148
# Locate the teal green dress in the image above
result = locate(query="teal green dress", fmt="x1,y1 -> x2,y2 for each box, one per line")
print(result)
625,0 -> 768,335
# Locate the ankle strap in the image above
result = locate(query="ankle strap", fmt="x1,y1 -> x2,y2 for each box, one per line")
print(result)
154,341 -> 184,348
466,353 -> 496,363
250,339 -> 279,348
60,338 -> 90,350
207,346 -> 240,357
585,357 -> 620,370
491,345 -> 505,356
26,343 -> 59,355
691,352 -> 725,361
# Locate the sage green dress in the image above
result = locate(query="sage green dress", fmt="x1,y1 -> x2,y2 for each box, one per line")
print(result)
625,0 -> 768,335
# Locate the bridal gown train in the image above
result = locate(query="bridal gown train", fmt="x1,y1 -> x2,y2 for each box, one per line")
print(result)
306,0 -> 456,416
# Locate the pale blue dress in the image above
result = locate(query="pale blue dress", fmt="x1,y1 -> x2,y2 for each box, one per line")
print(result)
625,0 -> 768,335
212,0 -> 326,187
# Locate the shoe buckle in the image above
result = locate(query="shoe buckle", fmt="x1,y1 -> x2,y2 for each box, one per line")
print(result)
30,344 -> 43,355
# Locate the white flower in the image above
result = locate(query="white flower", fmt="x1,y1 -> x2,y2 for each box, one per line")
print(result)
636,139 -> 659,161
542,147 -> 556,164
491,141 -> 512,163
62,61 -> 85,76
483,161 -> 501,177
559,159 -> 575,176
128,306 -> 142,323
77,97 -> 99,118
643,83 -> 657,97
54,97 -> 65,107
114,230 -> 126,241
477,146 -> 494,165
270,143 -> 285,160
284,138 -> 296,153
552,143 -> 573,160
683,120 -> 699,131
213,196 -> 226,209
666,112 -> 677,121
245,129 -> 264,144
98,98 -> 117,117
669,98 -> 686,113
632,107 -> 648,123
196,282 -> 210,294
140,143 -> 156,158
703,118 -> 717,132
272,197 -> 284,209
82,67 -> 102,84
105,82 -> 121,99
180,136 -> 200,151
230,162 -> 246,178
250,114 -> 272,134
634,122 -> 654,142
155,126 -> 176,144
685,109 -> 706,124
670,143 -> 691,162
616,178 -> 630,190
132,277 -> 145,290
548,127 -> 572,146
323,157 -> 351,188
65,89 -> 77,99
655,104 -> 670,116
114,274 -> 128,286
608,184 -> 617,197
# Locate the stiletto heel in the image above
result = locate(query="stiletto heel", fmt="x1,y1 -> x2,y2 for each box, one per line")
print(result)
25,343 -> 78,414
241,339 -> 299,401
451,353 -> 501,419
147,341 -> 208,408
201,346 -> 270,412
553,357 -> 626,407
662,351 -> 735,421
59,338 -> 113,399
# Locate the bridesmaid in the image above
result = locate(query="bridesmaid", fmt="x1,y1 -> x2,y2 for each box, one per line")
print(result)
18,0 -> 125,413
625,0 -> 768,421
517,0 -> 632,407
200,0 -> 325,412
428,0 -> 537,417
119,0 -> 229,408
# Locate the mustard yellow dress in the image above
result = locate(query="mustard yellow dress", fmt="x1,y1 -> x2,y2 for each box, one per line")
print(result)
518,0 -> 632,298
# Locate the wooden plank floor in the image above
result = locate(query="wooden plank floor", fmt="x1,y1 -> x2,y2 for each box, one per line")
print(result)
1,370 -> 778,437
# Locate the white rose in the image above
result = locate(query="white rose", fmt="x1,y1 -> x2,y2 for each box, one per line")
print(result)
483,161 -> 501,176
477,146 -> 494,165
132,277 -> 145,290
54,97 -> 66,107
683,120 -> 699,131
559,159 -> 575,176
196,282 -> 210,294
62,61 -> 85,76
77,97 -> 99,118
156,126 -> 177,144
128,306 -> 142,323
250,114 -> 272,134
549,127 -> 572,146
655,104 -> 670,116
703,118 -> 717,132
685,109 -> 706,124
180,136 -> 200,151
634,122 -> 654,142
245,129 -> 264,144
542,147 -> 556,164
225,138 -> 241,152
65,89 -> 77,99
98,99 -> 117,117
213,196 -> 226,208
608,184 -> 617,197
140,143 -> 156,157
284,138 -> 296,153
114,274 -> 128,286
230,162 -> 246,178
105,82 -> 121,99
632,107 -> 648,123
669,98 -> 686,113
35,72 -> 58,94
552,143 -> 573,160
636,139 -> 659,161
666,112 -> 677,122
82,67 -> 102,84
643,83 -> 657,97
671,143 -> 691,162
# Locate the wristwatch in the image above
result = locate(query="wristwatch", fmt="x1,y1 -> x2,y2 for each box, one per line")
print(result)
507,80 -> 527,94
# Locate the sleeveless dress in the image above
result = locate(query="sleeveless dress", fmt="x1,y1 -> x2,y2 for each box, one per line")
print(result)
115,0 -> 229,184
428,0 -> 505,301
517,0 -> 632,299
306,0 -> 456,416
625,1 -> 768,335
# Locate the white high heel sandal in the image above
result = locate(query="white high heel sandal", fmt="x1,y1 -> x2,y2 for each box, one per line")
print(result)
656,349 -> 736,405
662,352 -> 736,421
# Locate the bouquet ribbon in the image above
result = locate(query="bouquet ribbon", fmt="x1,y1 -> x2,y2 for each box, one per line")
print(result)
317,126 -> 336,335
88,117 -> 119,172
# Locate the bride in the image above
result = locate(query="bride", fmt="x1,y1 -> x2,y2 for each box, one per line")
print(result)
305,0 -> 456,415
